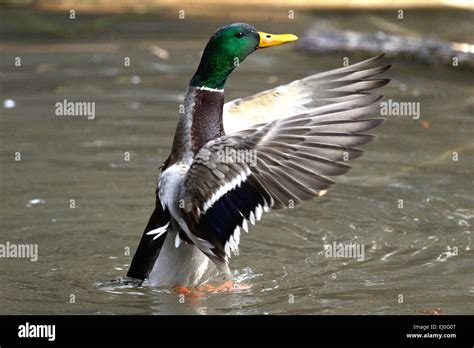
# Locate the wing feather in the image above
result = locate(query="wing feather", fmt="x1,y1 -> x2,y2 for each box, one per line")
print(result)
223,54 -> 390,134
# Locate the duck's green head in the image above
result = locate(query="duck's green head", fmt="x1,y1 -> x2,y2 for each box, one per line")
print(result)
190,23 -> 298,90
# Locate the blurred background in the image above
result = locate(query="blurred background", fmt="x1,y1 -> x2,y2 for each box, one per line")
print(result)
0,0 -> 473,315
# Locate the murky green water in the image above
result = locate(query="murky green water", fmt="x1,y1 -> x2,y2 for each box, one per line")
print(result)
1,9 -> 473,314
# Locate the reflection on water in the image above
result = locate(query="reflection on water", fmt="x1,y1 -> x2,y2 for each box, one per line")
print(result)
0,9 -> 473,315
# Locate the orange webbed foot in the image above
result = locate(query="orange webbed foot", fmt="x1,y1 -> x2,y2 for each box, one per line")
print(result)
197,281 -> 251,293
173,281 -> 251,300
172,285 -> 202,300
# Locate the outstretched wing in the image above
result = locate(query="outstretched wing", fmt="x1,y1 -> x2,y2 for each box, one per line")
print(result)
178,53 -> 389,264
169,55 -> 390,268
223,54 -> 390,134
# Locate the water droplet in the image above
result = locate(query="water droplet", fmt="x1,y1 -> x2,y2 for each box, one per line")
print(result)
26,198 -> 45,207
3,99 -> 16,109
131,75 -> 141,84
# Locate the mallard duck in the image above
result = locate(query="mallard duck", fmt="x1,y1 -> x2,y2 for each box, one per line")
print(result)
126,23 -> 390,289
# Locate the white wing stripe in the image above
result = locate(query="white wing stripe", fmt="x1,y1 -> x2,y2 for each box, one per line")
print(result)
202,172 -> 250,213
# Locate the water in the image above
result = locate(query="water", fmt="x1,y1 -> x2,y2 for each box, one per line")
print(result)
0,9 -> 473,315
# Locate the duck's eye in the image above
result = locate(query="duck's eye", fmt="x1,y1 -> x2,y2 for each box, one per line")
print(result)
236,32 -> 245,38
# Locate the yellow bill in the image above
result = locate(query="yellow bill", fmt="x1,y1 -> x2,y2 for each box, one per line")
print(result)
257,32 -> 299,48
